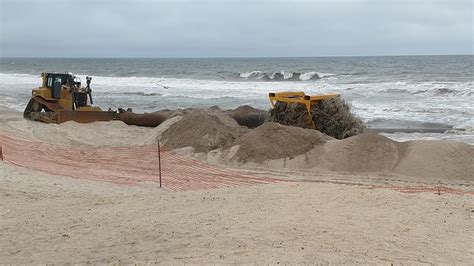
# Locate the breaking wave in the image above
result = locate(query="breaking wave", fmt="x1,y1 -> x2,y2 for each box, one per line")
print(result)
367,81 -> 474,97
238,71 -> 332,81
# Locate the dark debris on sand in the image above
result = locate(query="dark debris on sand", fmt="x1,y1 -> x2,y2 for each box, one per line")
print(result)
269,96 -> 365,139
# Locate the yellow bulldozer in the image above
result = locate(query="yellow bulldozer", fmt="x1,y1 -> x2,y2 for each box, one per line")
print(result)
24,72 -> 168,126
23,72 -> 117,123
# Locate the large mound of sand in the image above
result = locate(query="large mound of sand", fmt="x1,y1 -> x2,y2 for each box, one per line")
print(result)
393,140 -> 474,181
316,133 -> 473,180
248,132 -> 473,181
230,122 -> 330,162
161,108 -> 249,153
322,133 -> 408,173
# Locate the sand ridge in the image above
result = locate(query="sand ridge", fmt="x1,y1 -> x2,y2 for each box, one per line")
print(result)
231,122 -> 330,162
321,133 -> 409,173
161,108 -> 249,153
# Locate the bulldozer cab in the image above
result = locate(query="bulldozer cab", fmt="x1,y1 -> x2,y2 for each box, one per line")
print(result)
43,73 -> 74,99
40,72 -> 92,109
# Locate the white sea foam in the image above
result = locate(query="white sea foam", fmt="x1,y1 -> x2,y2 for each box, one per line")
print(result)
317,72 -> 336,78
1,72 -> 473,143
299,72 -> 318,81
0,73 -> 42,85
239,71 -> 263,79
239,71 -> 322,81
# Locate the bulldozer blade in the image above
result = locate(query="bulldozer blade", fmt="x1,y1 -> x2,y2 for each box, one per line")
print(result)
58,110 -> 117,123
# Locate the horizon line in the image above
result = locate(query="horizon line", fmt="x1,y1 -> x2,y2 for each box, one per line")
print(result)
1,53 -> 472,59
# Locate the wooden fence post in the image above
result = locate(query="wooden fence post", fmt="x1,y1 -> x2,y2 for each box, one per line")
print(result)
158,140 -> 162,188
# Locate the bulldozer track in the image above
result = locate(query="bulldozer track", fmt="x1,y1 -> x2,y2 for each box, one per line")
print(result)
23,96 -> 62,123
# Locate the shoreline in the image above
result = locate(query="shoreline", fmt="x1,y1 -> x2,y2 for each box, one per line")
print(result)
1,107 -> 471,144
366,127 -> 454,134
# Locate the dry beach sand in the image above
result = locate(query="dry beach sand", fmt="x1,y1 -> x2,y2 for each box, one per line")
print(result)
0,108 -> 473,264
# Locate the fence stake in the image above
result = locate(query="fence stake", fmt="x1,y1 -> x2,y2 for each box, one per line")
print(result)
0,145 -> 3,161
157,140 -> 162,188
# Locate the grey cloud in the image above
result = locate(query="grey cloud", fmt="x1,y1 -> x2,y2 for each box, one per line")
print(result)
0,0 -> 472,57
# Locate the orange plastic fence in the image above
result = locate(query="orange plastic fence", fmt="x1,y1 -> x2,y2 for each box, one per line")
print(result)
1,134 -> 472,195
0,134 -> 279,191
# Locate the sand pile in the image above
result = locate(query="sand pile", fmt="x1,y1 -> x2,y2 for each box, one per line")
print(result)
317,133 -> 473,180
270,96 -> 365,139
321,133 -> 408,173
161,108 -> 249,153
0,111 -> 154,147
227,105 -> 269,128
253,132 -> 473,181
393,140 -> 474,181
230,122 -> 330,162
134,116 -> 183,146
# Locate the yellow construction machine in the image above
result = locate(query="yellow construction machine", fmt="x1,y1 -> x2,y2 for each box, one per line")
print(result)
269,91 -> 339,128
23,73 -> 117,123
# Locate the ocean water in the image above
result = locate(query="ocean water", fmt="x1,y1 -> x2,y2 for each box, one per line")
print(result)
0,56 -> 473,143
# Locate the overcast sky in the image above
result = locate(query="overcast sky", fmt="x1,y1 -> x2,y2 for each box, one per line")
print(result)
0,0 -> 472,57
